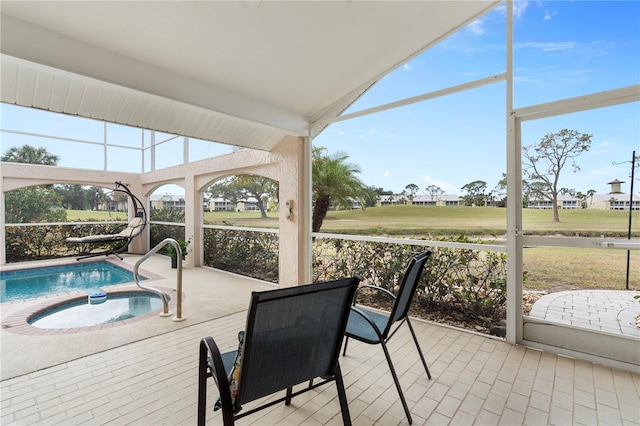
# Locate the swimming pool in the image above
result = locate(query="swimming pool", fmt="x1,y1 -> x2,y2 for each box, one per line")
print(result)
29,292 -> 166,329
0,261 -> 145,303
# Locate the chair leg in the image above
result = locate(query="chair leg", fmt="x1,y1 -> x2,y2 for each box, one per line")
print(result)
285,387 -> 293,406
342,336 -> 350,356
406,318 -> 431,380
380,341 -> 413,425
334,364 -> 352,426
197,345 -> 209,426
198,338 -> 235,426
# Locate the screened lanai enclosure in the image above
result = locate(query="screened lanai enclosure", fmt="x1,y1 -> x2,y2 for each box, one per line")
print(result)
1,1 -> 639,371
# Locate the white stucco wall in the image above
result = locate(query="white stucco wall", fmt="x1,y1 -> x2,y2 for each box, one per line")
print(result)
2,137 -> 307,287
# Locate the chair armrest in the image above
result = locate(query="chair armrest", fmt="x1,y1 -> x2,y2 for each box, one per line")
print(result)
349,306 -> 385,341
199,337 -> 234,412
355,285 -> 396,304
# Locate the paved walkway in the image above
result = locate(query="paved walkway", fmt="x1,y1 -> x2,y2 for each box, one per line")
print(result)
528,290 -> 640,338
1,257 -> 639,425
3,309 -> 640,425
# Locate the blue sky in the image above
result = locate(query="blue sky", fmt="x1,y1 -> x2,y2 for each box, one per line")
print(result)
1,1 -> 639,197
314,0 -> 640,196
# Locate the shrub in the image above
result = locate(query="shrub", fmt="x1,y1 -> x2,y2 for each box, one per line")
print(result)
203,225 -> 279,283
5,222 -> 124,262
313,236 -> 508,327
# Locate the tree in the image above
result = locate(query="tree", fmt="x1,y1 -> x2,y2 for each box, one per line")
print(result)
111,190 -> 129,212
234,175 -> 277,218
460,180 -> 487,206
424,184 -> 444,202
493,174 -> 508,207
312,147 -> 366,232
4,187 -> 66,223
1,145 -> 67,223
523,129 -> 592,222
207,174 -> 277,218
55,184 -> 84,209
207,178 -> 244,210
576,189 -> 596,209
361,186 -> 383,208
1,145 -> 59,165
586,189 -> 596,208
404,184 -> 419,204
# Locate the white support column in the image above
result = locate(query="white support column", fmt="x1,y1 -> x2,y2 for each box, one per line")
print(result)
140,129 -> 145,173
301,136 -> 312,284
103,122 -> 108,171
0,180 -> 6,265
276,136 -> 311,286
184,174 -> 200,267
151,131 -> 156,172
183,136 -> 189,164
505,0 -> 523,344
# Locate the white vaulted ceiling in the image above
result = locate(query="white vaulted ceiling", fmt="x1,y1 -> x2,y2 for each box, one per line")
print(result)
1,1 -> 499,151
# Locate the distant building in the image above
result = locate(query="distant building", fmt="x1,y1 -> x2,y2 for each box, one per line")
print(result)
607,179 -> 625,194
378,195 -> 400,206
589,194 -> 639,211
150,194 -> 185,210
380,193 -> 460,207
377,179 -> 638,211
528,179 -> 638,211
209,198 -> 235,211
527,194 -> 579,210
591,178 -> 638,211
207,197 -> 260,212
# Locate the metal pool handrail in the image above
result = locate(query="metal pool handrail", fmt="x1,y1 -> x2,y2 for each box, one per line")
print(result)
133,238 -> 185,322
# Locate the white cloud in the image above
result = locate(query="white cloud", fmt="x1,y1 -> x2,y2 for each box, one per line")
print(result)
516,41 -> 577,52
513,0 -> 529,19
544,9 -> 557,21
589,139 -> 614,156
589,167 -> 613,176
403,63 -> 413,71
496,1 -> 529,20
421,174 -> 457,192
468,19 -> 484,36
383,170 -> 390,178
358,128 -> 378,139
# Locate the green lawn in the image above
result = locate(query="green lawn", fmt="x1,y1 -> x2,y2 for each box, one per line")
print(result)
68,206 -> 639,291
524,246 -> 638,291
73,205 -> 635,235
203,205 -> 635,236
66,210 -> 129,221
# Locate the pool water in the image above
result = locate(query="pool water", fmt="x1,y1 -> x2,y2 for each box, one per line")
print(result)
29,292 -> 166,329
0,262 -> 144,303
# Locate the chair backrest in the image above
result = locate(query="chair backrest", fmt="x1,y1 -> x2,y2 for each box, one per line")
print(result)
116,216 -> 145,238
385,250 -> 432,334
236,276 -> 360,405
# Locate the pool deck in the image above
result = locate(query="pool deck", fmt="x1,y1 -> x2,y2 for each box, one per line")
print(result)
1,255 -> 277,380
1,255 -> 639,425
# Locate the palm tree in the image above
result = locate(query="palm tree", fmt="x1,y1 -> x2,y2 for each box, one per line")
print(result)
1,145 -> 60,165
312,147 -> 366,232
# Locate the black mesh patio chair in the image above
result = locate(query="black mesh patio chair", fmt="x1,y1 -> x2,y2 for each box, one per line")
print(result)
342,250 -> 432,425
198,276 -> 361,426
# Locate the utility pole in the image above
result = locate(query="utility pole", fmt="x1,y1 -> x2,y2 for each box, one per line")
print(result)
613,150 -> 636,290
